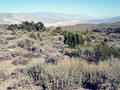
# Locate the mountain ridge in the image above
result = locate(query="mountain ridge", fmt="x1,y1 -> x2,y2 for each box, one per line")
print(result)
0,12 -> 120,27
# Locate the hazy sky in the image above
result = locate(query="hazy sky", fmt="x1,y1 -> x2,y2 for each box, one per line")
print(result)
0,0 -> 120,18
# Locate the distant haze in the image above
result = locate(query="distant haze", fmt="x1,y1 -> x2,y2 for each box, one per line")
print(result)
0,12 -> 120,27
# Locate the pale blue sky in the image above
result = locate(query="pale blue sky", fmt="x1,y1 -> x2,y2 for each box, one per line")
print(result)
0,0 -> 120,18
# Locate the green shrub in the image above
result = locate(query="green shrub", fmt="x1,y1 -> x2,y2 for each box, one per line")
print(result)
91,35 -> 96,40
50,31 -> 57,36
8,21 -> 46,32
11,30 -> 16,35
29,32 -> 37,40
94,42 -> 120,60
104,38 -> 108,42
37,32 -> 42,41
86,36 -> 92,42
64,31 -> 85,48
29,32 -> 42,41
7,24 -> 18,30
112,49 -> 120,58
56,26 -> 62,30
95,42 -> 112,60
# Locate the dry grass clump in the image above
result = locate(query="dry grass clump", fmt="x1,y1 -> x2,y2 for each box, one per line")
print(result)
0,67 -> 10,83
22,57 -> 120,90
29,32 -> 42,41
12,57 -> 30,65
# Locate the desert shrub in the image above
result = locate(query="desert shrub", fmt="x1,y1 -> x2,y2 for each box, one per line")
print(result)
7,24 -> 19,30
12,57 -> 30,65
114,28 -> 120,33
104,38 -> 108,42
11,30 -> 16,35
50,29 -> 64,36
24,58 -> 120,90
82,59 -> 120,90
66,41 -> 120,62
94,42 -> 120,60
25,60 -> 84,90
56,26 -> 62,30
86,36 -> 92,42
29,32 -> 37,40
42,27 -> 48,32
50,31 -> 57,36
0,67 -> 10,83
94,42 -> 112,60
64,31 -> 85,48
29,32 -> 42,41
92,29 -> 101,32
112,49 -> 120,58
8,21 -> 46,32
37,32 -> 42,41
106,27 -> 120,33
91,35 -> 96,40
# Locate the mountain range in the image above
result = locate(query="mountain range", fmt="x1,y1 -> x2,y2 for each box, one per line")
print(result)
0,12 -> 120,27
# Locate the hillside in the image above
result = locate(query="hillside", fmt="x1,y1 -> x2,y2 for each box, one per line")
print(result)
0,22 -> 120,90
88,16 -> 120,24
59,22 -> 120,31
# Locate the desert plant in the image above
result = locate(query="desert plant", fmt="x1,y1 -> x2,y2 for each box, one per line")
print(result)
112,49 -> 120,58
56,26 -> 62,30
64,31 -> 85,48
104,38 -> 108,42
24,58 -> 120,90
37,32 -> 42,41
7,24 -> 19,30
94,41 -> 112,60
25,59 -> 85,89
50,31 -> 57,36
29,32 -> 37,40
86,36 -> 92,42
94,42 -> 120,60
8,21 -> 45,32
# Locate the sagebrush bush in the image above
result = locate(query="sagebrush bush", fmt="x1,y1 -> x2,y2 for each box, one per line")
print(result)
24,58 -> 120,90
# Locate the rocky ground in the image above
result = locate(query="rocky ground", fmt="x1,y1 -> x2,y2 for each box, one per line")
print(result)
0,25 -> 120,90
0,26 -> 66,62
0,25 -> 68,90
